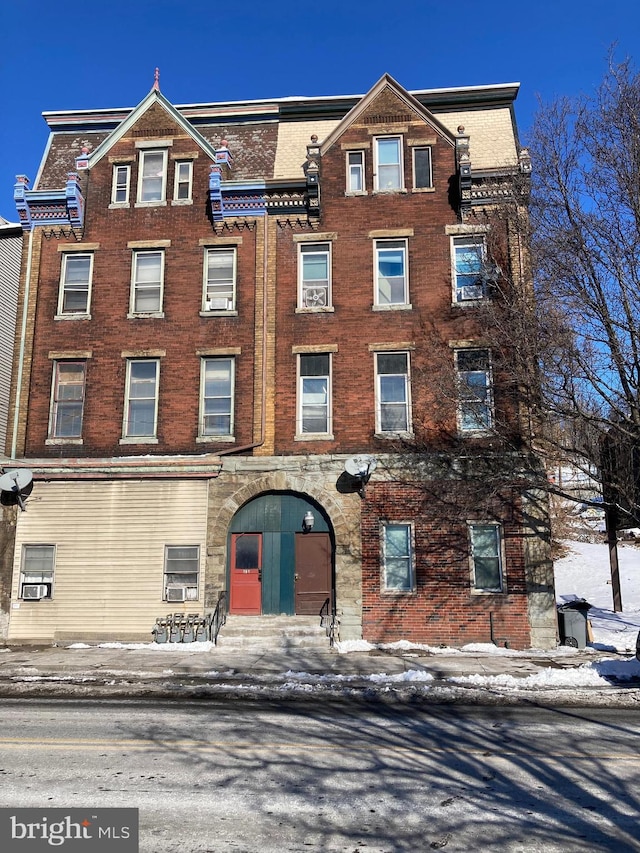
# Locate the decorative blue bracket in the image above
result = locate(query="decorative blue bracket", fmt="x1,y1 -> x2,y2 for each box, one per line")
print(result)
208,167 -> 267,221
14,173 -> 85,231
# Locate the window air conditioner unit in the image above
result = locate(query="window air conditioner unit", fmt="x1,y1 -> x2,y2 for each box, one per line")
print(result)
460,284 -> 484,301
23,584 -> 48,600
166,586 -> 187,602
206,297 -> 229,311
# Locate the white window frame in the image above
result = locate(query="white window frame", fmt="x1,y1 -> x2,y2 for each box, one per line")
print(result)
203,248 -> 236,312
412,146 -> 433,190
375,351 -> 412,435
111,164 -> 131,205
57,253 -> 93,316
123,358 -> 159,440
298,242 -> 331,309
374,239 -> 408,307
469,523 -> 504,592
297,353 -> 332,438
130,250 -> 164,315
173,160 -> 193,202
20,545 -> 55,600
49,361 -> 86,440
199,357 -> 235,438
455,348 -> 494,433
381,522 -> 415,592
346,150 -> 365,193
137,149 -> 168,204
164,545 -> 200,602
374,136 -> 403,191
452,236 -> 487,303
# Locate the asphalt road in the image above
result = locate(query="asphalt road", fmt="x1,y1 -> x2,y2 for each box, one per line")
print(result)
0,698 -> 639,852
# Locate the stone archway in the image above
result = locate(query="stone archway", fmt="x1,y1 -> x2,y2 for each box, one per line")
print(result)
205,460 -> 364,639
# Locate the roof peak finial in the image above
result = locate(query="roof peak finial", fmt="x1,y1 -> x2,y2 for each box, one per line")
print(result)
152,67 -> 160,92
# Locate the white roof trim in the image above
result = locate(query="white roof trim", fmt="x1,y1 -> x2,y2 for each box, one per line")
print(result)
84,89 -> 219,169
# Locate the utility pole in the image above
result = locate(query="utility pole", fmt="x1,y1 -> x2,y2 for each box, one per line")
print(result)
605,506 -> 623,612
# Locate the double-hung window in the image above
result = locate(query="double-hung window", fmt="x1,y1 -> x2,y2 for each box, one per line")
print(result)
58,253 -> 92,315
49,361 -> 86,439
299,243 -> 331,309
111,164 -> 131,204
375,352 -> 411,434
164,545 -> 200,602
347,150 -> 365,193
203,248 -> 236,311
374,137 -> 402,191
382,522 -> 415,592
137,150 -> 167,203
200,357 -> 234,437
412,146 -> 433,189
456,348 -> 493,432
124,359 -> 159,439
375,240 -> 408,306
453,237 -> 486,302
20,545 -> 55,600
131,250 -> 164,314
173,160 -> 193,201
298,353 -> 331,436
469,523 -> 504,592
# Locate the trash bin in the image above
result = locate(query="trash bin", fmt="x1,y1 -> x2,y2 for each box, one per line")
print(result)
557,599 -> 592,648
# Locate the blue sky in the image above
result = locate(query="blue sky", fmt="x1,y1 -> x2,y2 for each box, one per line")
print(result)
0,0 -> 637,220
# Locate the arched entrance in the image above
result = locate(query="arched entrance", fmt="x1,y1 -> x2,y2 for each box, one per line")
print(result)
227,491 -> 334,616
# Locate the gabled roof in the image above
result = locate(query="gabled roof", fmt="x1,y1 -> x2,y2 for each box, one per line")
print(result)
320,73 -> 457,156
84,87 -> 219,168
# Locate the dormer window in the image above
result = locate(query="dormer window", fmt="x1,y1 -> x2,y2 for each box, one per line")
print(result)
173,160 -> 193,202
111,165 -> 131,204
412,147 -> 433,190
137,150 -> 167,204
374,137 -> 403,191
347,151 -> 365,193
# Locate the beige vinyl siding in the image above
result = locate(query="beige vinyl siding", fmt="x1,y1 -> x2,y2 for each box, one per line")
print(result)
9,479 -> 208,642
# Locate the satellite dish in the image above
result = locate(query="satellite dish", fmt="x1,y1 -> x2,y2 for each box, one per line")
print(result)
0,469 -> 33,511
345,455 -> 377,478
344,456 -> 377,498
0,468 -> 33,493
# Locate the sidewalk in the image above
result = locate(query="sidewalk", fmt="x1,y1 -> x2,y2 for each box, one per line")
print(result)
1,640 -> 639,707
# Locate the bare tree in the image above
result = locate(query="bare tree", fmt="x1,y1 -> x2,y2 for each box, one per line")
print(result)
527,54 -> 640,524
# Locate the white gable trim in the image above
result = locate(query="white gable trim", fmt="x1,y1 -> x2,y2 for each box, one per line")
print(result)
84,90 -> 218,168
320,73 -> 456,157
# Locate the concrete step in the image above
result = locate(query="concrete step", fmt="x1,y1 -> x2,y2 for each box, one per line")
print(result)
216,615 -> 331,649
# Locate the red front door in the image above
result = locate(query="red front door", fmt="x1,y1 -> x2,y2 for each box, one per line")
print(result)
230,533 -> 262,615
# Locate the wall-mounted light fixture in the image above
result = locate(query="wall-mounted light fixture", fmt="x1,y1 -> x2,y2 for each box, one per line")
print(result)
302,510 -> 315,532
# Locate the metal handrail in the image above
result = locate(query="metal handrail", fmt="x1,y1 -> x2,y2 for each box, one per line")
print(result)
209,590 -> 227,645
320,591 -> 338,647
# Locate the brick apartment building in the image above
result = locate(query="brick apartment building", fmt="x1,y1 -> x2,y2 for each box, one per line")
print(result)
0,73 -> 556,647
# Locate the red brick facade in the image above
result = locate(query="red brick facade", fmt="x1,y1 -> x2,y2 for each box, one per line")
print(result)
362,483 -> 532,648
2,75 -> 555,648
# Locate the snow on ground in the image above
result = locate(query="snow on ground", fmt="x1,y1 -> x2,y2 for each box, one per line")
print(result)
62,540 -> 640,692
554,539 -> 640,653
